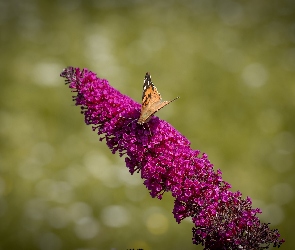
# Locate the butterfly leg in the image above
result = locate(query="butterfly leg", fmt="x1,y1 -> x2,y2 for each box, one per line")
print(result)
143,122 -> 152,137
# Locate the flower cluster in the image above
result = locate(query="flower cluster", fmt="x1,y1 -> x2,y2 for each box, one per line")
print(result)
60,67 -> 284,249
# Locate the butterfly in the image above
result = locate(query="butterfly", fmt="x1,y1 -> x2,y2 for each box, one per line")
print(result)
137,72 -> 179,125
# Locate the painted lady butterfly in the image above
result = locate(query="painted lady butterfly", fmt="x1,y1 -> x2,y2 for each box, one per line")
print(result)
137,72 -> 179,125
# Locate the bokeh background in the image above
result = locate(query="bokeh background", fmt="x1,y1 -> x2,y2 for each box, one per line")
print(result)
1,0 -> 294,249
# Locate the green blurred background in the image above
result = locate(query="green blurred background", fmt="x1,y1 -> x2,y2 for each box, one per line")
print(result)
0,0 -> 294,249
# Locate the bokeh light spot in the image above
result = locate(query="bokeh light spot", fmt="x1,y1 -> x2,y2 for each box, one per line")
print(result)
74,217 -> 99,240
146,212 -> 168,235
242,63 -> 269,87
101,205 -> 130,228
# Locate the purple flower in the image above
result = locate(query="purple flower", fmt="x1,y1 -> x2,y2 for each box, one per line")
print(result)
60,67 -> 284,249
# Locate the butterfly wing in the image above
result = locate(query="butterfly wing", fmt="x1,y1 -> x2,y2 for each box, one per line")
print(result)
141,72 -> 161,108
138,72 -> 179,124
151,97 -> 179,113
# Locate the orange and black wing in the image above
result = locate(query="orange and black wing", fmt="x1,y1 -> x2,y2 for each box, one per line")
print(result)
138,72 -> 179,124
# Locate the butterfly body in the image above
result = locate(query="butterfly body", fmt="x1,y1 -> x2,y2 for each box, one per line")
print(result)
137,72 -> 179,125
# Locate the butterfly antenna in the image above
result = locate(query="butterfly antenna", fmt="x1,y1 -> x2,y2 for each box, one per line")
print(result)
126,118 -> 137,127
118,107 -> 142,127
170,96 -> 180,103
